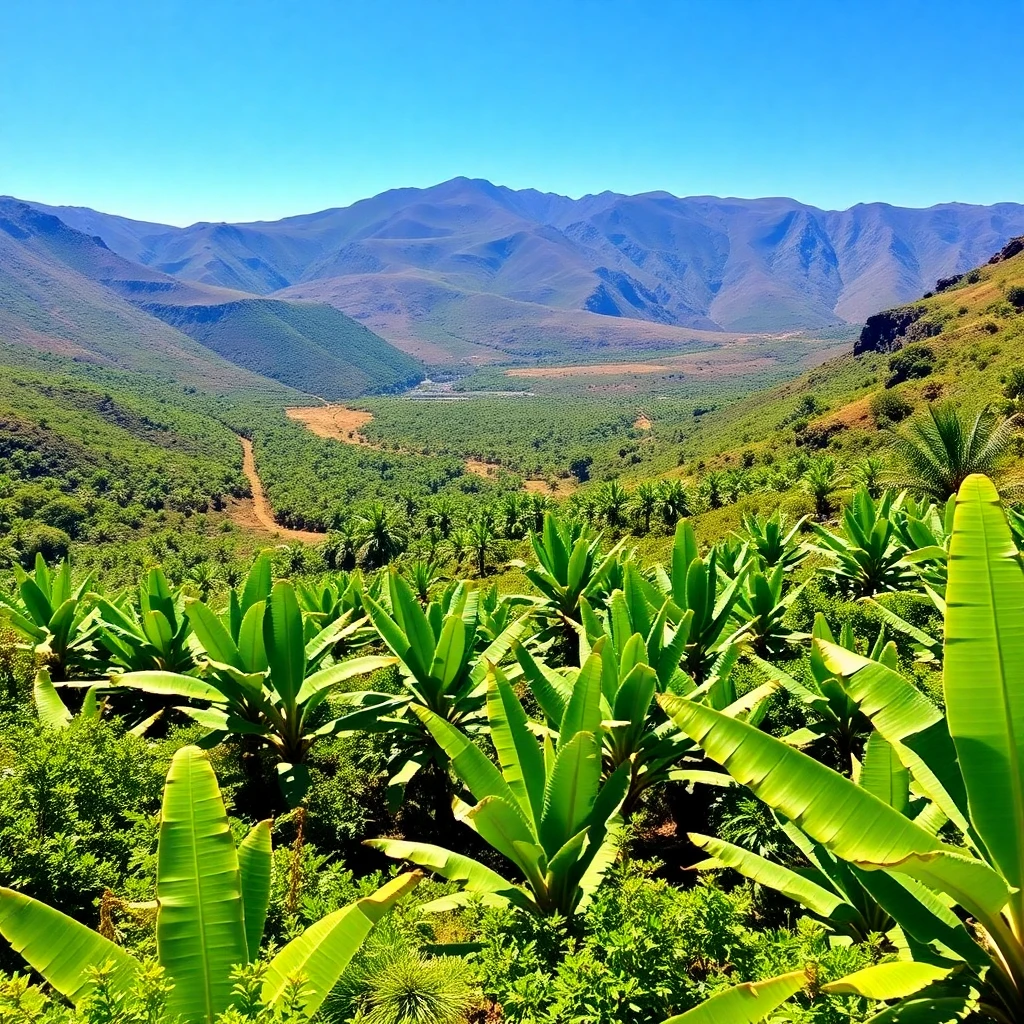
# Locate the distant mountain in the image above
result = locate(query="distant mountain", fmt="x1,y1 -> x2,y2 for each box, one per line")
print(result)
0,199 -> 422,399
29,180 -> 1024,361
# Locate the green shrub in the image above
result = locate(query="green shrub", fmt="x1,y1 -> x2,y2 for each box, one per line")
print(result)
0,716 -> 163,949
868,389 -> 912,425
885,344 -> 934,387
1008,284 -> 1024,311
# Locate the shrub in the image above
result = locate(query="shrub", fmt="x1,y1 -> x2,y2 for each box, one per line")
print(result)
0,716 -> 163,963
869,390 -> 912,426
1007,284 -> 1024,311
15,524 -> 71,565
886,344 -> 934,387
1004,367 -> 1024,400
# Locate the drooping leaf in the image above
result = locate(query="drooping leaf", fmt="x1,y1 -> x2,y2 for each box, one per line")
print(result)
662,971 -> 805,1024
263,874 -> 420,1017
33,669 -> 71,729
0,888 -> 140,1005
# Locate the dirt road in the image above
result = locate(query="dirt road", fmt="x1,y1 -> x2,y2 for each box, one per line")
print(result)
237,436 -> 325,543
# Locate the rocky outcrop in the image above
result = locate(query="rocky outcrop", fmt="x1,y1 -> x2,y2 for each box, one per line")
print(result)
989,237 -> 1024,264
854,305 -> 926,355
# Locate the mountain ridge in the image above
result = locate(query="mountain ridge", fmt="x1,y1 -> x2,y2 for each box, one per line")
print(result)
0,198 -> 423,398
23,180 -> 1024,359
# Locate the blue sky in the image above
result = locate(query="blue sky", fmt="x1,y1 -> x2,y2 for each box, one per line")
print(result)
2,0 -> 1022,225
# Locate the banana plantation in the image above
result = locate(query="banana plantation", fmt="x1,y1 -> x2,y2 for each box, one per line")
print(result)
2,471 -> 1023,1024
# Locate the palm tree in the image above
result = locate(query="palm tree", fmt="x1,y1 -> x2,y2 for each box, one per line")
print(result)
657,479 -> 689,526
498,492 -> 524,539
468,515 -> 493,577
186,561 -> 221,600
631,481 -> 658,534
803,456 -> 842,518
890,402 -> 1020,499
356,503 -> 407,567
599,480 -> 630,530
850,454 -> 886,498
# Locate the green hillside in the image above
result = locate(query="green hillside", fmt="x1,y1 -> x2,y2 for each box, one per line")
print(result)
0,354 -> 271,583
144,298 -> 424,399
665,237 -> 1024,469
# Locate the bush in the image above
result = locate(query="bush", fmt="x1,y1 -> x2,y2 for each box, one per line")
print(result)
886,344 -> 934,387
0,716 -> 163,952
869,390 -> 912,426
1007,284 -> 1024,311
1004,367 -> 1024,400
15,524 -> 71,565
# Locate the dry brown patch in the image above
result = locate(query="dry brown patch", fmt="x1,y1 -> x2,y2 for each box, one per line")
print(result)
634,413 -> 652,430
235,436 -> 324,543
524,477 -> 577,496
465,458 -> 500,478
285,405 -> 375,444
812,395 -> 875,432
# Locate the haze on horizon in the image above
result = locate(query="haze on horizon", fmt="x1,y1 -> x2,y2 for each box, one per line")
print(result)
2,0 -> 1022,226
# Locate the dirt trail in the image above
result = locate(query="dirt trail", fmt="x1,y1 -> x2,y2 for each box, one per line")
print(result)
237,436 -> 325,543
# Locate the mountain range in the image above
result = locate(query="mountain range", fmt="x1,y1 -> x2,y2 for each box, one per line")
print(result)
25,178 -> 1024,365
0,198 -> 423,398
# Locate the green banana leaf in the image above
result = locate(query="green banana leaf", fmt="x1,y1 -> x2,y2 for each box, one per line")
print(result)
821,961 -> 950,999
238,820 -> 273,962
944,473 -> 1024,902
264,582 -> 306,704
688,833 -> 856,922
364,839 -> 532,911
261,872 -> 421,1017
663,971 -> 805,1023
33,669 -> 71,729
659,695 -> 1009,923
0,887 -> 139,1005
157,746 -> 247,1023
486,666 -> 546,822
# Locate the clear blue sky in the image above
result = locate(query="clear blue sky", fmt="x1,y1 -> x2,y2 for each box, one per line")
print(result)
2,0 -> 1022,225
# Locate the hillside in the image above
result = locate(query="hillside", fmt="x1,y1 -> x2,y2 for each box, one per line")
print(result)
0,198 -> 423,399
673,234 -> 1024,474
28,180 -> 1024,361
145,297 -> 423,398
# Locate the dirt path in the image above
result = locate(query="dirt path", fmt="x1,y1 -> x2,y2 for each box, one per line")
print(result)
237,436 -> 325,543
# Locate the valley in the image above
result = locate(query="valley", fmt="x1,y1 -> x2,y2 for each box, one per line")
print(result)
4,181 -> 1024,1024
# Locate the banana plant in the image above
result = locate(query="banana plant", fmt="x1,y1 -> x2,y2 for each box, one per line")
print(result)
736,510 -> 808,572
730,562 -> 807,659
332,571 -> 530,811
517,512 -> 624,662
0,555 -> 99,680
477,582 -> 536,645
650,521 -> 748,683
32,668 -> 162,736
748,614 -> 890,774
890,492 -> 954,592
92,567 -> 198,674
0,745 -> 419,1023
810,488 -> 919,597
518,626 -> 773,817
661,474 -> 1024,1023
688,729 -> 963,946
368,661 -> 629,918
295,569 -> 378,653
114,581 -> 395,805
